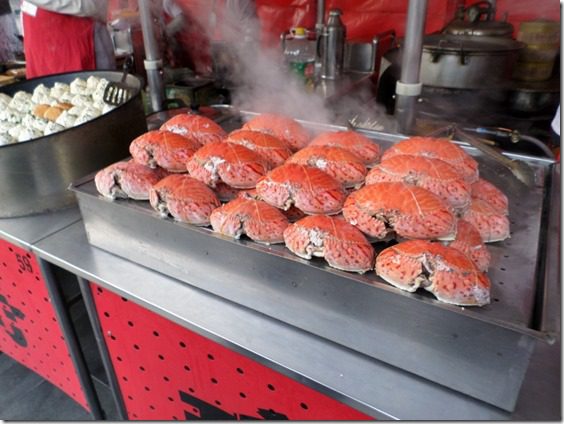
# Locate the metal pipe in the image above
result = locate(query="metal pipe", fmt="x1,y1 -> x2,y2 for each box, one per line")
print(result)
138,0 -> 165,112
316,0 -> 325,35
77,277 -> 128,420
38,259 -> 104,419
394,0 -> 428,134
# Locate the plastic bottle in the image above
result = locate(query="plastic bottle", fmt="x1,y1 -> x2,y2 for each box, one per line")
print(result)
283,27 -> 316,86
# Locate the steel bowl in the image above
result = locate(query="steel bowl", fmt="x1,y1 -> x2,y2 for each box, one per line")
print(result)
0,70 -> 147,217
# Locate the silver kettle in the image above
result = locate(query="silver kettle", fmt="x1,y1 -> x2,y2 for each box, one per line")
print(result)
319,9 -> 346,80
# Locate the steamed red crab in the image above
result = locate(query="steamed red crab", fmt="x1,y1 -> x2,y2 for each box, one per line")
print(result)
149,174 -> 220,226
308,130 -> 382,167
242,113 -> 311,151
160,113 -> 226,145
342,182 -> 457,241
256,163 -> 346,215
286,145 -> 367,188
366,155 -> 471,213
226,129 -> 292,168
129,130 -> 201,173
284,215 -> 375,273
382,136 -> 479,183
376,239 -> 491,306
210,197 -> 289,245
187,141 -> 269,189
95,160 -> 169,200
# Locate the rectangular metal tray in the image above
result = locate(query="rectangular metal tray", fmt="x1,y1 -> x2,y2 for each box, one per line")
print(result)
70,109 -> 557,412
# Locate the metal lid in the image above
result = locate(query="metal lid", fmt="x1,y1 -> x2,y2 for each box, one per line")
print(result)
444,20 -> 514,37
423,34 -> 525,53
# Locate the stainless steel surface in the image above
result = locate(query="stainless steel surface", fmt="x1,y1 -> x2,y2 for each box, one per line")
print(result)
138,0 -> 165,112
313,71 -> 374,101
344,41 -> 376,73
507,77 -> 560,114
421,35 -> 524,89
70,111 -> 556,411
395,0 -> 427,134
0,70 -> 147,218
454,126 -> 536,187
320,9 -> 346,80
398,0 -> 428,84
0,206 -> 81,250
315,0 -> 325,36
386,35 -> 525,90
343,31 -> 395,75
538,164 -> 561,337
28,221 -> 518,420
27,214 -> 560,420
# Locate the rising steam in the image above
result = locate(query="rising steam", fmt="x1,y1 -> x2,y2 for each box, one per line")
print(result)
192,1 -> 396,131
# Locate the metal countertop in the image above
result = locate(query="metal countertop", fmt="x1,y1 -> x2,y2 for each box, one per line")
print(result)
28,217 -> 560,420
0,206 -> 81,250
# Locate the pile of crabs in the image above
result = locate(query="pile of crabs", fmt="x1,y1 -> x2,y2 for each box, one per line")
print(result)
95,112 -> 510,308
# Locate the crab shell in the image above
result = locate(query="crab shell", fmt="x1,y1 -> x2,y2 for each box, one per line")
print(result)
471,178 -> 509,215
366,155 -> 471,213
376,239 -> 491,306
287,145 -> 367,188
343,182 -> 457,241
256,164 -> 346,215
210,197 -> 289,244
186,141 -> 269,189
130,130 -> 201,172
461,198 -> 510,243
238,189 -> 306,222
95,160 -> 169,200
382,137 -> 479,184
308,130 -> 382,167
242,113 -> 311,151
160,113 -> 226,145
226,129 -> 292,168
448,219 -> 491,272
149,174 -> 220,226
284,215 -> 375,273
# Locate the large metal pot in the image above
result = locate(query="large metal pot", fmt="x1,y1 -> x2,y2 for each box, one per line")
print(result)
0,70 -> 147,217
386,34 -> 525,90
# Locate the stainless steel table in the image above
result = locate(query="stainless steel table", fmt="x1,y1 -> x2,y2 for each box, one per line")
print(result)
0,206 -> 81,250
28,212 -> 560,420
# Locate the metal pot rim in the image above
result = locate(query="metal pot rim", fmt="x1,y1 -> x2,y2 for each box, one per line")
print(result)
423,34 -> 526,53
0,70 -> 143,149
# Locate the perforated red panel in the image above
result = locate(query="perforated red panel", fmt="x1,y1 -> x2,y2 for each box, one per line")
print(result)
91,283 -> 373,420
0,239 -> 89,411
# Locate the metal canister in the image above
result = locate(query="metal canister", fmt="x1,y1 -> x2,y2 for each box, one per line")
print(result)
321,9 -> 346,80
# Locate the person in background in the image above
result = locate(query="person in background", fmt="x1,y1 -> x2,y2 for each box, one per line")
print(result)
21,0 -> 116,78
0,2 -> 23,63
160,0 -> 213,75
